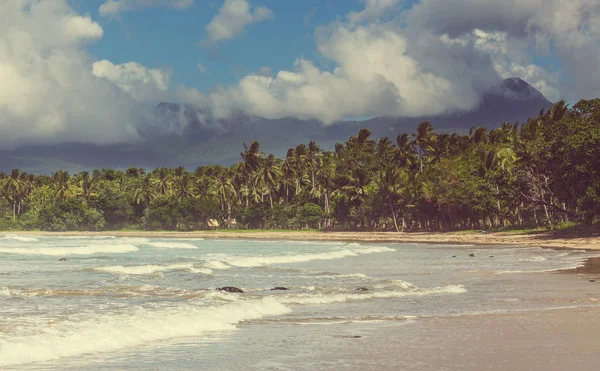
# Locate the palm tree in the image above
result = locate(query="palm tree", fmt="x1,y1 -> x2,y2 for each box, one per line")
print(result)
214,171 -> 237,217
153,167 -> 171,196
240,141 -> 262,175
411,122 -> 434,173
3,169 -> 25,220
53,170 -> 73,200
307,141 -> 321,188
376,166 -> 410,232
79,171 -> 97,201
256,154 -> 282,208
133,175 -> 157,210
173,173 -> 195,202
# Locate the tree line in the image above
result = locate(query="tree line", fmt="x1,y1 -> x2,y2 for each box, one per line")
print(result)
1,99 -> 599,232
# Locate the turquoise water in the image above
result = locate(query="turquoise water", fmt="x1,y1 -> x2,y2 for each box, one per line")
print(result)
0,234 -> 597,370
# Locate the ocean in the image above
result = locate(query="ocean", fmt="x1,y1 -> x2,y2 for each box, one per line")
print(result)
1,234 -> 599,370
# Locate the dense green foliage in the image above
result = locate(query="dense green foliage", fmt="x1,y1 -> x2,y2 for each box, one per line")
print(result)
2,100 -> 599,232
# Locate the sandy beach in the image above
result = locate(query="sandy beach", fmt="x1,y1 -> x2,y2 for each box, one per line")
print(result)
8,230 -> 600,250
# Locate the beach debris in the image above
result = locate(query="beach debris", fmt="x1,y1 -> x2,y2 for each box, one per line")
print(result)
469,253 -> 475,257
58,258 -> 67,262
216,286 -> 244,293
336,335 -> 362,339
270,287 -> 289,291
589,280 -> 596,283
489,255 -> 494,258
452,255 -> 456,258
479,230 -> 488,234
355,287 -> 369,291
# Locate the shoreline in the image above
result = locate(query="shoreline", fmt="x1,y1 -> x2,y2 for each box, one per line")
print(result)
4,230 -> 600,250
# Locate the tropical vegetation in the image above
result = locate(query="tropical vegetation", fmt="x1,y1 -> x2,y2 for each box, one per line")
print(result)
1,99 -> 599,232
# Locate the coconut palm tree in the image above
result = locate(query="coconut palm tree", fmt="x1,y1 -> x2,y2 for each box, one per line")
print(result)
53,170 -> 73,200
133,175 -> 157,210
411,122 -> 434,173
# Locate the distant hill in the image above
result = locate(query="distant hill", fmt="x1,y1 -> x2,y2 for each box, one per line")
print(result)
0,78 -> 552,174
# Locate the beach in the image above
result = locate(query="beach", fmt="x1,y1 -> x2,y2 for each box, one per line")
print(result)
10,229 -> 600,250
1,233 -> 599,370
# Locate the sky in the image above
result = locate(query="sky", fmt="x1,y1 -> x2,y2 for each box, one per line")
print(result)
1,0 -> 599,148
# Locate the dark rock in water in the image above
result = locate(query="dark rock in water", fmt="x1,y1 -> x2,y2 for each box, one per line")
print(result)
270,287 -> 289,291
590,280 -> 596,283
452,255 -> 456,258
489,256 -> 494,258
216,286 -> 244,293
355,287 -> 369,291
337,335 -> 362,339
469,253 -> 475,257
58,258 -> 67,262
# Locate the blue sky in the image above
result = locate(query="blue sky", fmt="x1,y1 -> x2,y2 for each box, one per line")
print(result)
1,0 -> 597,147
70,0 -> 385,92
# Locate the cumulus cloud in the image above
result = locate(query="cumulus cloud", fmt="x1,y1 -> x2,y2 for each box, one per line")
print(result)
99,0 -> 194,17
407,0 -> 600,101
92,60 -> 171,101
0,0 -> 165,148
346,0 -> 401,25
205,0 -> 275,44
180,0 -> 600,123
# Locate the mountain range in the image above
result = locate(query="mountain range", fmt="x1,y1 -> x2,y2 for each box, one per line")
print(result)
0,78 -> 552,174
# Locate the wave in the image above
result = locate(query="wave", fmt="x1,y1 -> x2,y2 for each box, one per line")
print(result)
276,285 -> 466,305
0,297 -> 291,367
0,244 -> 139,256
146,242 -> 198,249
93,263 -> 212,276
223,246 -> 395,268
1,234 -> 39,242
204,260 -> 232,270
64,236 -> 117,240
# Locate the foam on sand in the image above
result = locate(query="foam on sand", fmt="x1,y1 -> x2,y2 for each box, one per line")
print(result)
1,234 -> 39,242
93,263 -> 212,276
146,242 -> 198,249
0,297 -> 291,367
0,244 -> 139,256
223,246 -> 395,268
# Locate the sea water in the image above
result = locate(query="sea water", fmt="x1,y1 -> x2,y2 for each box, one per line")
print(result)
0,234 -> 598,370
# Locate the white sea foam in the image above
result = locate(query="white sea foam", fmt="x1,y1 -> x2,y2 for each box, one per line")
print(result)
1,234 -> 39,242
146,242 -> 198,249
204,260 -> 232,270
0,297 -> 290,367
64,236 -> 117,240
224,246 -> 395,268
93,263 -> 212,276
0,244 -> 139,256
277,285 -> 466,305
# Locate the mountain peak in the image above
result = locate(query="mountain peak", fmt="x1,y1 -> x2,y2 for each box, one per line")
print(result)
499,77 -> 547,101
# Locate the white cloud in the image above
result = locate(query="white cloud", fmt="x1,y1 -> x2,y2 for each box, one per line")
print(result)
205,0 -> 275,44
407,0 -> 600,101
92,60 -> 171,101
347,0 -> 401,25
181,0 -> 600,123
0,0 -> 166,148
99,0 -> 194,17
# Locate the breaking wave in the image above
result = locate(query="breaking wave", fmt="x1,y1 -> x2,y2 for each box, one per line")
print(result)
222,246 -> 395,268
93,263 -> 212,276
146,242 -> 198,249
1,234 -> 39,242
0,244 -> 139,256
0,297 -> 290,367
277,285 -> 467,305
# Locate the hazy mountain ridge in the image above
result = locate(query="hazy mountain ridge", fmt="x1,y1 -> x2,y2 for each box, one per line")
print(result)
0,78 -> 552,174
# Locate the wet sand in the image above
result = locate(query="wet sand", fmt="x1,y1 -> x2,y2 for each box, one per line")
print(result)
8,230 -> 600,250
